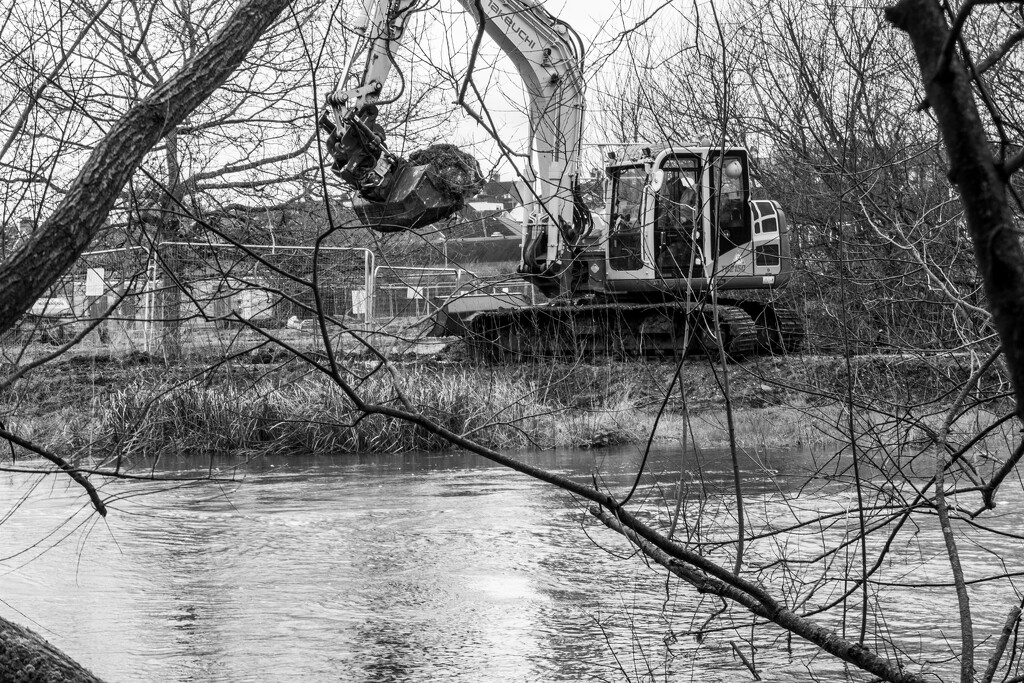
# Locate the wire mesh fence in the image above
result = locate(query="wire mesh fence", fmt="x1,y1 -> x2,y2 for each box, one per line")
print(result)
4,246 -> 152,348
3,243 -> 529,359
371,266 -> 465,322
157,242 -> 374,324
371,266 -> 534,322
3,243 -> 376,356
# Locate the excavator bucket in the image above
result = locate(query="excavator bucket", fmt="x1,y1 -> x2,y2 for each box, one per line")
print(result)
353,162 -> 463,232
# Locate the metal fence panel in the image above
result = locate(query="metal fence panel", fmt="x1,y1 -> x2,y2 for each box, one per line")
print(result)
3,243 -> 374,355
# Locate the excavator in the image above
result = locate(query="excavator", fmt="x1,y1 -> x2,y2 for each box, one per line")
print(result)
319,0 -> 802,360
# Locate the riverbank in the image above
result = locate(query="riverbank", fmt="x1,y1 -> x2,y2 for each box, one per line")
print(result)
3,343 -> 1014,463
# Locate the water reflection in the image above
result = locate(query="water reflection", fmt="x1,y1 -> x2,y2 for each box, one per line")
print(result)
0,445 -> 1019,681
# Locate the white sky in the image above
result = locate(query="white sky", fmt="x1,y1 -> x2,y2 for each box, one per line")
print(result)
437,0 -> 675,180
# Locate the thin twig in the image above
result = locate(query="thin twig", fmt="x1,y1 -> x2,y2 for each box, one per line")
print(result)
730,641 -> 762,680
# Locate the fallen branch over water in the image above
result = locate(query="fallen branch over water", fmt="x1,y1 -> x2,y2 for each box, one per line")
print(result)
590,506 -> 928,683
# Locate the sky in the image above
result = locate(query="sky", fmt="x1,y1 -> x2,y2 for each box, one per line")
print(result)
438,0 -> 675,180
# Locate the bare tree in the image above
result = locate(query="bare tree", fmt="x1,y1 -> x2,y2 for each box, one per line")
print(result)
4,0 -> 1024,681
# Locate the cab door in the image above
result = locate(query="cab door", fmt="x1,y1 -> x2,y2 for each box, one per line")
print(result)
606,164 -> 655,281
706,151 -> 753,279
652,154 -> 703,280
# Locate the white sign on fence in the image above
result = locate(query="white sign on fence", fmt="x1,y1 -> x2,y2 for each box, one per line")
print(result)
351,289 -> 367,315
85,267 -> 106,296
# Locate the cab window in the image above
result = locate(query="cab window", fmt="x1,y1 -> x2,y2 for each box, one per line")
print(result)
608,166 -> 646,271
710,154 -> 751,256
653,157 -> 701,278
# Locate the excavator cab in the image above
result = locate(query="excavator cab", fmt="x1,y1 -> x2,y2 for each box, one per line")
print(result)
603,146 -> 791,292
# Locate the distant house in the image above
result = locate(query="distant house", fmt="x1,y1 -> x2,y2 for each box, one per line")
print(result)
467,201 -> 505,214
445,205 -> 521,240
474,176 -> 605,211
434,204 -> 522,265
474,179 -> 522,209
477,212 -> 521,237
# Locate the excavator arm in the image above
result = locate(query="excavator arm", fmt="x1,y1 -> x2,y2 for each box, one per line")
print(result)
319,0 -> 587,275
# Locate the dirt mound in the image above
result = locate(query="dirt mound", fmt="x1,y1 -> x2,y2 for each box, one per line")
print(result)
408,144 -> 484,204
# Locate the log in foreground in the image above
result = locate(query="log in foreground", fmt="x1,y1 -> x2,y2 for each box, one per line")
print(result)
0,616 -> 106,683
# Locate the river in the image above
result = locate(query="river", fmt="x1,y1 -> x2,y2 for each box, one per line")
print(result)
1,445 -> 1021,682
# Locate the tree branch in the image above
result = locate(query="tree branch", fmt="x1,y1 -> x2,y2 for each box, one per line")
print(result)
982,601 -> 1023,683
591,507 -> 928,683
1005,147 -> 1024,178
0,427 -> 106,516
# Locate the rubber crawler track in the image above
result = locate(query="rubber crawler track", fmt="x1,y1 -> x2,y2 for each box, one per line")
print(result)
463,301 -> 790,362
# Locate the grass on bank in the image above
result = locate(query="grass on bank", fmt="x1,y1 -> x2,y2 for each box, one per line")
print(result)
3,353 -> 1017,463
4,365 -> 841,462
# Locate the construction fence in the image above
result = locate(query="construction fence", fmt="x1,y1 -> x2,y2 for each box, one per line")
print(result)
4,242 -> 531,354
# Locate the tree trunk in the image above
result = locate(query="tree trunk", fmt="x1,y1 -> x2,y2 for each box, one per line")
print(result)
886,0 -> 1024,420
0,0 -> 293,337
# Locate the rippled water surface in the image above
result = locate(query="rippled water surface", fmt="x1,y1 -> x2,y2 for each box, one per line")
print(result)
1,446 -> 1021,681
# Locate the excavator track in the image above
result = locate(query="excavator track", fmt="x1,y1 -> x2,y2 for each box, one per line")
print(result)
771,306 -> 805,353
463,302 -> 761,363
729,300 -> 805,355
699,305 -> 760,360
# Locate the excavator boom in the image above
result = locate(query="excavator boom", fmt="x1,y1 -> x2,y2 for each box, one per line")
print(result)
319,0 -> 587,273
